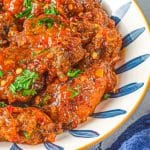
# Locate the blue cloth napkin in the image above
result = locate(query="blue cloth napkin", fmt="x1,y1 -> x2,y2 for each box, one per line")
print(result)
91,114 -> 150,150
106,113 -> 150,150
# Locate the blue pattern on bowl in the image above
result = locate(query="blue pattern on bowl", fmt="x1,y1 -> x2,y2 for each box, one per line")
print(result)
69,130 -> 100,138
91,109 -> 127,118
10,143 -> 22,150
44,142 -> 64,150
110,16 -> 120,26
122,27 -> 145,48
115,54 -> 150,74
111,2 -> 132,25
109,82 -> 144,98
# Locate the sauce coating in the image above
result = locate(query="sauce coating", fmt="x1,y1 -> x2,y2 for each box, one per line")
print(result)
0,0 -> 122,144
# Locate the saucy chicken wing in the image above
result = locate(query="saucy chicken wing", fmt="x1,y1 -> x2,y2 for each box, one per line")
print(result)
0,106 -> 57,144
34,62 -> 117,129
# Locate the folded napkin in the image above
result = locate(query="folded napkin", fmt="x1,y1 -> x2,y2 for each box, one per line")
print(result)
107,113 -> 150,150
90,114 -> 150,150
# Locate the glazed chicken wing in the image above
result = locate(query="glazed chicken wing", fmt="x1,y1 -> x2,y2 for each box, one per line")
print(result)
34,62 -> 117,129
0,106 -> 56,144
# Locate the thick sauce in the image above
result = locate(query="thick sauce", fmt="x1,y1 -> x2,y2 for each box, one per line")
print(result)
0,0 -> 122,144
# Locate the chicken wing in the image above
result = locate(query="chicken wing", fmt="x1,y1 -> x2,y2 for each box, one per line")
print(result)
0,106 -> 57,144
34,61 -> 117,129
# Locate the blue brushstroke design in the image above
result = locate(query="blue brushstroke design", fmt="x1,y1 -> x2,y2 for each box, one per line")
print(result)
111,2 -> 132,25
122,27 -> 145,48
115,54 -> 150,74
110,16 -> 120,25
10,143 -> 22,150
91,109 -> 127,118
44,142 -> 64,150
109,82 -> 144,98
69,130 -> 100,138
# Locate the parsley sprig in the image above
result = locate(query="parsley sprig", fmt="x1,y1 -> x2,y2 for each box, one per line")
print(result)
24,0 -> 31,7
23,131 -> 30,139
44,3 -> 59,15
67,69 -> 82,78
37,94 -> 51,107
15,0 -> 33,19
9,70 -> 39,96
38,18 -> 54,28
0,70 -> 3,78
22,89 -> 37,96
103,93 -> 110,100
0,102 -> 7,108
68,85 -> 81,98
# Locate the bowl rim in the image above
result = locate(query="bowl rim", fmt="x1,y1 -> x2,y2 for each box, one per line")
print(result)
78,0 -> 150,149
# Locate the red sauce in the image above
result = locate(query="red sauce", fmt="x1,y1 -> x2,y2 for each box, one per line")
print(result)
0,0 -> 122,144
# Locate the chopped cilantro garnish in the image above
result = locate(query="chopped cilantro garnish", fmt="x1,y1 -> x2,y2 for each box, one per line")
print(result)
37,48 -> 49,55
38,18 -> 54,28
67,69 -> 82,78
31,51 -> 36,57
15,0 -> 33,19
9,84 -> 16,93
0,102 -> 7,108
22,89 -> 37,96
9,70 -> 38,96
23,0 -> 32,8
38,94 -> 51,107
68,85 -> 80,98
27,13 -> 34,19
44,3 -> 59,15
19,59 -> 26,64
31,49 -> 49,58
23,131 -> 30,139
0,70 -> 3,78
31,22 -> 36,28
103,93 -> 110,100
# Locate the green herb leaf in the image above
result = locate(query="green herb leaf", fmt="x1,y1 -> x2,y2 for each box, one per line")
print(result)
27,13 -> 33,19
15,7 -> 32,19
67,69 -> 82,78
0,70 -> 3,78
23,131 -> 30,139
68,85 -> 80,98
9,84 -> 16,93
43,94 -> 51,102
103,93 -> 110,100
31,51 -> 36,57
31,23 -> 36,28
23,0 -> 32,7
44,3 -> 59,15
22,89 -> 37,96
9,70 -> 38,96
38,18 -> 54,28
15,0 -> 33,19
37,48 -> 49,55
38,94 -> 51,107
31,49 -> 49,58
19,59 -> 26,64
0,102 -> 7,108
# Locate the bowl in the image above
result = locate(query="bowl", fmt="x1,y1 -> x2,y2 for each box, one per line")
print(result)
2,0 -> 150,149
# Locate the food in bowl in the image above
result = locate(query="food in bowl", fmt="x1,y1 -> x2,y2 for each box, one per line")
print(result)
0,0 -> 122,144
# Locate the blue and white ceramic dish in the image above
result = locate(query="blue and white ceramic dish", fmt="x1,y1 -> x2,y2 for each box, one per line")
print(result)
1,0 -> 150,149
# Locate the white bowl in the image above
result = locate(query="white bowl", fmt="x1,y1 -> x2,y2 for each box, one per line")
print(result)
2,0 -> 150,149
